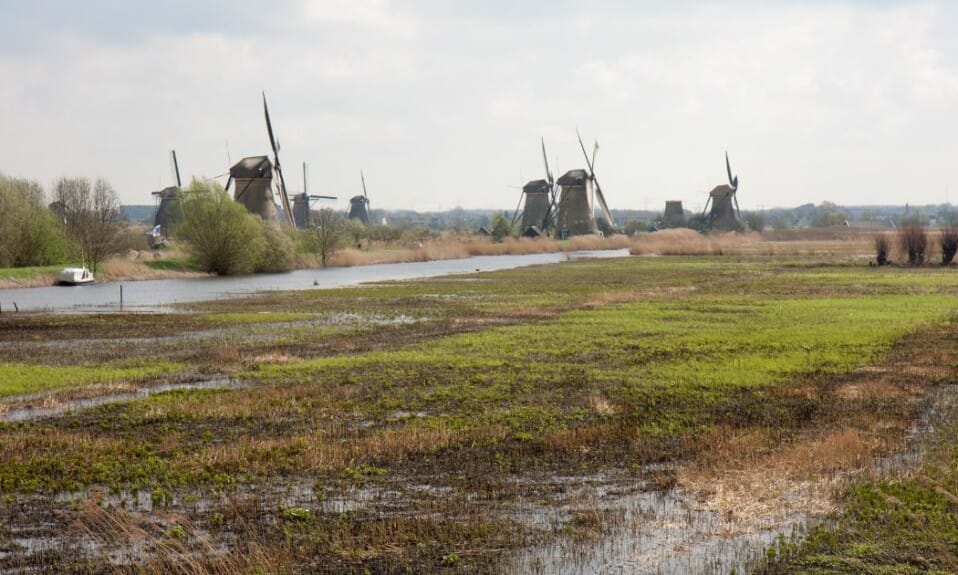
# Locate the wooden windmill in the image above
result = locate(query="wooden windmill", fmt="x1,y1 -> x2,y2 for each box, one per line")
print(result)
511,138 -> 558,236
554,129 -> 616,237
702,152 -> 742,231
347,170 -> 372,225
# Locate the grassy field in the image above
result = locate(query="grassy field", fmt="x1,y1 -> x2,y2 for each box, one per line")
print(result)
0,251 -> 956,573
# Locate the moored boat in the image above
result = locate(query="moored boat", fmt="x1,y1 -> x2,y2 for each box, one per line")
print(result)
57,267 -> 95,286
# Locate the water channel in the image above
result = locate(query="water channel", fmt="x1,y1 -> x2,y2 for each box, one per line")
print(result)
0,249 -> 629,313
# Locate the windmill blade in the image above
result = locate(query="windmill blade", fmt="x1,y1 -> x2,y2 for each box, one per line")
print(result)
263,92 -> 294,228
360,170 -> 369,208
171,150 -> 182,188
732,191 -> 742,223
541,137 -> 553,185
591,141 -> 599,172
511,191 -> 524,228
576,128 -> 595,175
303,162 -> 308,196
725,151 -> 738,190
702,195 -> 712,218
264,93 -> 280,160
594,186 -> 616,229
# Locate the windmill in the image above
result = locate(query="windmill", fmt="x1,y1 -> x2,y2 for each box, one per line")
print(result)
292,162 -> 337,228
511,138 -> 558,237
347,170 -> 372,225
702,152 -> 742,231
554,129 -> 616,237
151,150 -> 183,238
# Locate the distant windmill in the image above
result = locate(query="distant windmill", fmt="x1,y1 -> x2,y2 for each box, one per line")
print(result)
511,138 -> 559,237
702,152 -> 742,231
292,162 -> 337,228
554,129 -> 616,237
347,170 -> 372,225
152,150 -> 183,237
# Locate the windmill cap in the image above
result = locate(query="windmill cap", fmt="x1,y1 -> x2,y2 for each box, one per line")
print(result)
230,156 -> 273,179
557,169 -> 589,186
522,179 -> 550,193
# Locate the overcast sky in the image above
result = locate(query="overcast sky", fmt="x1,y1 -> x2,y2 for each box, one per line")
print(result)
1,0 -> 957,211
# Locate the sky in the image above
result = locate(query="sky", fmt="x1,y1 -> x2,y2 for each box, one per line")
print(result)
1,0 -> 957,212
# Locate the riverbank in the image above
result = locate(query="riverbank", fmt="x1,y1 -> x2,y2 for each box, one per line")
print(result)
0,235 -> 632,290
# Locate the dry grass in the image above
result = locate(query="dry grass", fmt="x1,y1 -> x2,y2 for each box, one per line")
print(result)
630,228 -> 878,259
328,235 -> 626,268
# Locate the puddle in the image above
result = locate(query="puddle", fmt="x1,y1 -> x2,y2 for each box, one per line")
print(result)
0,378 -> 247,423
505,384 -> 958,575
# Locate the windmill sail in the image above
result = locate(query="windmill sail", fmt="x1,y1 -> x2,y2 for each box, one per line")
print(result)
263,93 -> 295,229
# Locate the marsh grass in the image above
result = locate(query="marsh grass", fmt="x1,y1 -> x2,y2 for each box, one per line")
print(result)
3,254 -> 958,572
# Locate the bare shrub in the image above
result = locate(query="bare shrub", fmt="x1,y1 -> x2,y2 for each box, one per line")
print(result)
52,176 -> 123,272
898,224 -> 928,265
940,227 -> 958,265
874,234 -> 890,266
304,207 -> 346,268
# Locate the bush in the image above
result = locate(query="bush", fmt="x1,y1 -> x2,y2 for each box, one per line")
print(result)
940,227 -> 958,265
180,179 -> 263,275
874,234 -> 890,266
898,224 -> 928,266
255,223 -> 295,273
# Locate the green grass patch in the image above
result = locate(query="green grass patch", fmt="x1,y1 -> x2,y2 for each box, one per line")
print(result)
0,360 -> 185,397
143,257 -> 199,271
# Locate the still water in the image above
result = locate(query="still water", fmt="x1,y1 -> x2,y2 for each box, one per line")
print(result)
0,249 -> 628,313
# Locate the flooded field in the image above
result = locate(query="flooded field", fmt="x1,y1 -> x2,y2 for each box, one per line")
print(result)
1,253 -> 958,573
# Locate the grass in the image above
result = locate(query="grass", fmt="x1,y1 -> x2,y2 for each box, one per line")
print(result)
0,360 -> 185,397
1,252 -> 958,572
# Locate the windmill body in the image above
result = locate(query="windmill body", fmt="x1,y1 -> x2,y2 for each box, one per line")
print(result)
519,179 -> 552,234
229,155 -> 280,225
347,170 -> 372,225
704,186 -> 739,230
152,186 -> 181,234
663,200 -> 686,228
347,195 -> 371,225
555,169 -> 598,237
292,193 -> 312,228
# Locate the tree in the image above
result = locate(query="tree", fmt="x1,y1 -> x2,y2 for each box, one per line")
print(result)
744,211 -> 765,232
52,177 -> 122,272
489,213 -> 512,241
0,173 -> 67,267
180,179 -> 263,275
306,208 -> 346,268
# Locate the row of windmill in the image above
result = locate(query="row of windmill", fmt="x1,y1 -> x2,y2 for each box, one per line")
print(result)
153,94 -> 374,235
511,132 -> 744,237
154,94 -> 744,238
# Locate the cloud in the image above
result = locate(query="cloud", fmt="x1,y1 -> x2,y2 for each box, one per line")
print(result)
0,1 -> 956,211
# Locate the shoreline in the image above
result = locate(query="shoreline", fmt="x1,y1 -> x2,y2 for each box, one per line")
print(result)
0,235 -> 631,291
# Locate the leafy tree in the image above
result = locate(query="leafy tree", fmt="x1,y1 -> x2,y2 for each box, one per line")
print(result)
180,179 -> 263,275
51,176 -> 122,272
0,173 -> 67,267
489,213 -> 512,241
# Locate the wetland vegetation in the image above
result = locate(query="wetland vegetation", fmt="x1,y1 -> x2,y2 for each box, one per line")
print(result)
1,247 -> 957,573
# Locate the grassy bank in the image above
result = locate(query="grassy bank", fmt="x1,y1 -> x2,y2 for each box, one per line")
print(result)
0,253 -> 957,572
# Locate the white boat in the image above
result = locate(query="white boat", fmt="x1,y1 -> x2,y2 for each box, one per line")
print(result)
57,267 -> 95,286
